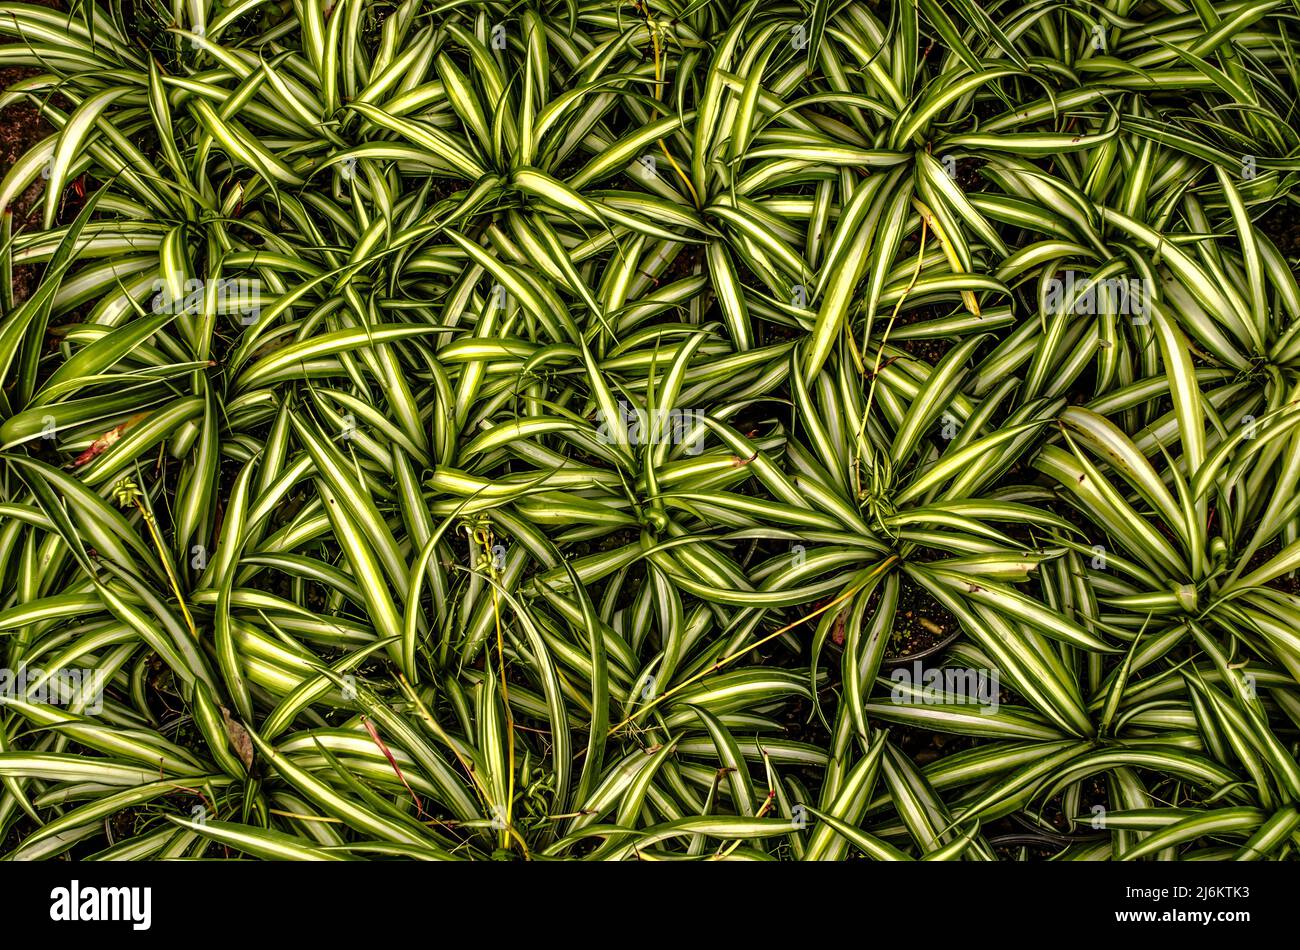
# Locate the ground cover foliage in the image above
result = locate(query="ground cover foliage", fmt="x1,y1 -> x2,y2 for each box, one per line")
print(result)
1,0 -> 1300,860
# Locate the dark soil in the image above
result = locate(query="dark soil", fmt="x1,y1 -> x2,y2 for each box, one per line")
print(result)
1259,200 -> 1300,259
0,0 -> 62,307
884,571 -> 958,660
1247,539 -> 1300,596
0,64 -> 50,305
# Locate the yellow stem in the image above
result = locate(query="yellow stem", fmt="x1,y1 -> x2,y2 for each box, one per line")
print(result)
134,499 -> 198,641
860,218 -> 929,431
639,2 -> 701,207
475,526 -> 516,852
909,196 -> 980,317
609,556 -> 898,736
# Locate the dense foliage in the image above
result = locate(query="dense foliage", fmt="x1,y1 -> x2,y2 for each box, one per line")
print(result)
1,0 -> 1299,860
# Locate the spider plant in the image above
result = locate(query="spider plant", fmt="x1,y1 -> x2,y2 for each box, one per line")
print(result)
0,0 -> 1298,862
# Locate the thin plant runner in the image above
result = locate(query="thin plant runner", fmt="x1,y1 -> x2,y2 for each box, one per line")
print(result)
0,0 -> 1296,864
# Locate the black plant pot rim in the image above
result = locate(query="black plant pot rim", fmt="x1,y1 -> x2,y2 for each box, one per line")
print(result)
986,834 -> 1077,850
881,627 -> 964,667
1005,812 -> 1108,845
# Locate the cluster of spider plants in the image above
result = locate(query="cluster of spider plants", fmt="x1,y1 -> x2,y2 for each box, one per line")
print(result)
0,0 -> 1299,861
